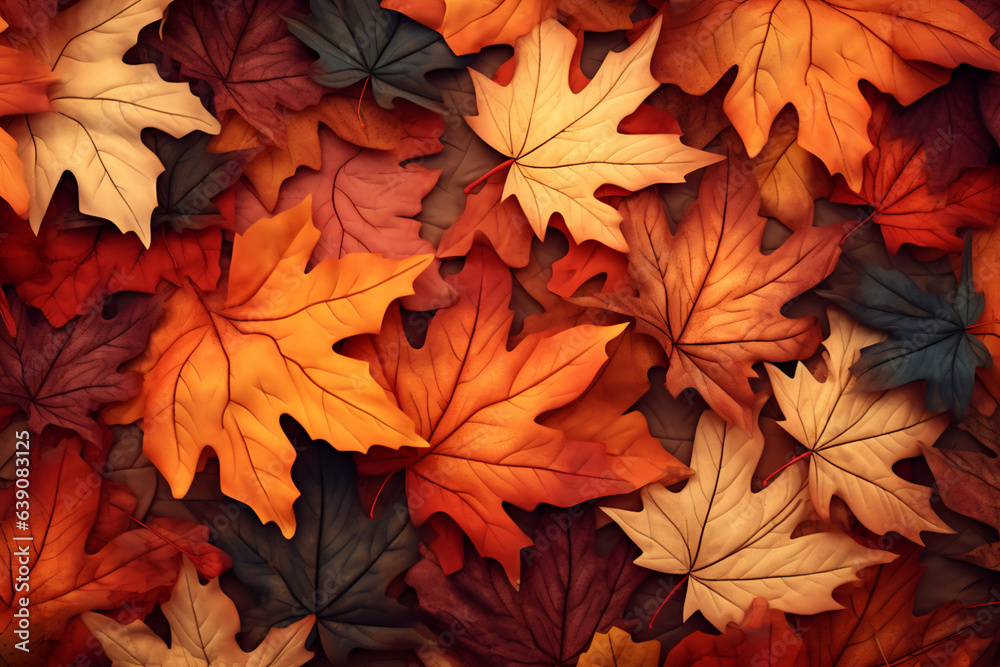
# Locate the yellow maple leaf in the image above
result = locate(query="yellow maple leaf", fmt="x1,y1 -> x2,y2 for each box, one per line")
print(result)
764,308 -> 952,543
82,557 -> 315,666
104,199 -> 431,538
464,16 -> 721,252
578,627 -> 661,667
2,0 -> 220,247
603,410 -> 895,631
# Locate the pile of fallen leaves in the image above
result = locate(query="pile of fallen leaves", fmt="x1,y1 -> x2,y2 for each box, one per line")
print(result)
3,0 -> 1000,665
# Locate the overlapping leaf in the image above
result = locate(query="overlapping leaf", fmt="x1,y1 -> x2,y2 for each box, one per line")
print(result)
104,200 -> 431,539
765,308 -> 952,543
82,557 -> 315,667
821,234 -> 992,418
286,0 -> 466,114
406,507 -> 648,666
0,0 -> 221,246
575,163 -> 842,433
603,410 -> 896,631
0,436 -> 229,664
464,16 -> 721,251
158,0 -> 325,145
188,435 -> 422,665
645,0 -> 1000,190
344,246 -> 688,583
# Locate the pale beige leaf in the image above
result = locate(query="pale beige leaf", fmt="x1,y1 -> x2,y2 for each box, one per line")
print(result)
764,308 -> 952,543
465,16 -> 721,252
81,557 -> 315,666
4,0 -> 220,247
603,411 -> 895,631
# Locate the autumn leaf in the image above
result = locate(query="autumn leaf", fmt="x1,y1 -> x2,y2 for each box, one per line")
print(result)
548,222 -> 630,298
0,294 -> 159,444
574,164 -> 843,434
0,435 -> 230,663
764,307 -> 952,543
406,507 -> 649,666
344,246 -> 687,583
82,557 -> 315,667
603,410 -> 896,632
0,17 -> 56,219
383,0 -> 638,55
0,0 -> 221,247
796,543 -> 993,666
0,206 -> 222,328
831,93 -> 1000,253
285,0 -> 466,114
723,107 -> 833,230
157,0 -> 325,145
463,16 -> 722,252
644,0 -> 1000,191
208,93 -> 407,209
579,627 -> 661,667
103,199 -> 432,539
232,111 -> 455,311
821,234 -> 992,418
662,598 -> 808,667
146,130 -> 258,232
925,410 -> 1000,570
190,427 -> 425,664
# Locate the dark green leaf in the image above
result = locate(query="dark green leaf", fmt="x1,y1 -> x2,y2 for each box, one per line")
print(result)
284,0 -> 466,114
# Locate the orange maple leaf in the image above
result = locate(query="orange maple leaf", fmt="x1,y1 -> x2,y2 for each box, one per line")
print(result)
574,161 -> 842,433
104,199 -> 431,539
646,0 -> 1000,191
344,247 -> 689,584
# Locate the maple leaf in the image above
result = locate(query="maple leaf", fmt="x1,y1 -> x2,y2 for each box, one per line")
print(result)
0,17 -> 56,219
0,206 -> 222,328
0,294 -> 159,444
0,0 -> 221,248
382,0 -> 638,55
158,0 -> 325,146
0,436 -> 230,663
233,115 -> 455,311
961,209 -> 1000,404
603,410 -> 896,632
344,246 -> 687,583
406,507 -> 649,666
574,164 -> 842,434
796,543 -> 993,665
644,0 -> 1000,192
146,130 -> 258,232
82,557 -> 315,667
285,0 -> 466,114
190,429 -> 425,664
831,93 -> 1000,253
208,93 -> 407,209
463,16 -> 722,252
723,107 -> 832,230
925,410 -> 1000,570
103,199 -> 431,539
662,598 -> 808,667
764,308 -> 952,543
821,234 -> 992,418
579,627 -> 662,667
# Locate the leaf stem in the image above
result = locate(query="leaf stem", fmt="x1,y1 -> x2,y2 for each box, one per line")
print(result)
369,468 -> 403,518
357,75 -> 370,129
966,320 -> 1000,331
649,574 -> 688,629
762,451 -> 813,487
841,209 -> 877,245
464,158 -> 516,194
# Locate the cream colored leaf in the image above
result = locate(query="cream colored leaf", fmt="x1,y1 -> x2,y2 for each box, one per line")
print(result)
603,411 -> 895,631
4,0 -> 220,247
764,308 -> 952,543
81,557 -> 315,667
464,16 -> 721,252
